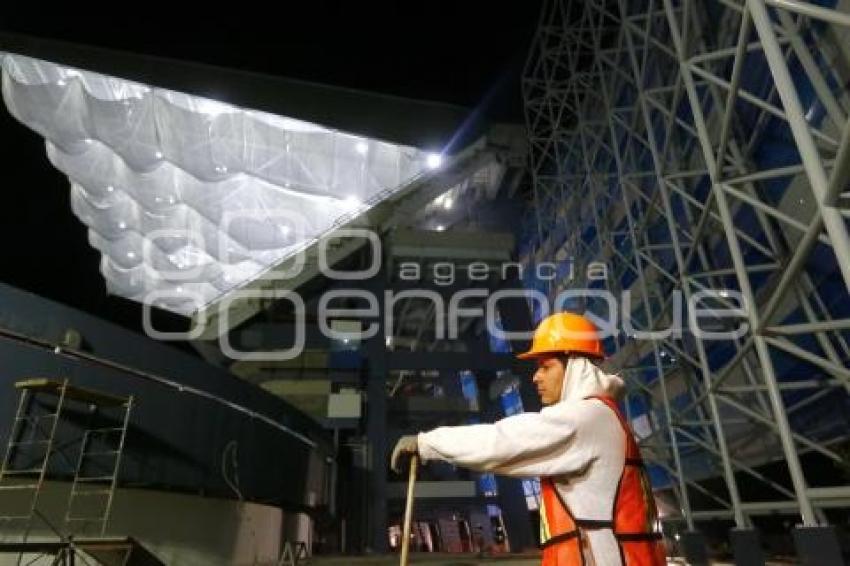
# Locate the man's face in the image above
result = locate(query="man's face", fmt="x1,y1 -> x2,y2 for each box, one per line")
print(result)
532,355 -> 566,406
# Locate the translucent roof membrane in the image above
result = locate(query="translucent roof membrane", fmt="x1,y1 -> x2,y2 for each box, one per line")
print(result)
1,53 -> 430,315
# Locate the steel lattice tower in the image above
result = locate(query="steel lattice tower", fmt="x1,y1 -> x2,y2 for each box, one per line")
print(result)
522,0 -> 850,533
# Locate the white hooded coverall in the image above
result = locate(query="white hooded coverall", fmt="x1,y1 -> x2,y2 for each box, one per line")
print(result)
417,357 -> 629,565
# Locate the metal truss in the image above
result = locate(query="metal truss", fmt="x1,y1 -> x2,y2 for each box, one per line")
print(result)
523,0 -> 850,529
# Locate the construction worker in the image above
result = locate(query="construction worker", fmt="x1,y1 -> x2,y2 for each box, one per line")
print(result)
391,312 -> 666,565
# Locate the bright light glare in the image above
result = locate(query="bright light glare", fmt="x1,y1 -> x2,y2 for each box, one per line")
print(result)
343,195 -> 362,209
426,153 -> 442,169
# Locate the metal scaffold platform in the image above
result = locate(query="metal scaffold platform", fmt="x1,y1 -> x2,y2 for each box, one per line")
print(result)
0,378 -> 138,564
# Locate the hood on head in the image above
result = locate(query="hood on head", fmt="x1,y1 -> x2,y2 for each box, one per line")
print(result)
560,356 -> 625,403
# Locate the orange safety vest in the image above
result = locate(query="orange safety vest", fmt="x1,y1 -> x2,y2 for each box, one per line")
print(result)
538,396 -> 666,566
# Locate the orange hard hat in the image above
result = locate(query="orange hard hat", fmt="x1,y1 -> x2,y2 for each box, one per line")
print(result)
516,312 -> 604,360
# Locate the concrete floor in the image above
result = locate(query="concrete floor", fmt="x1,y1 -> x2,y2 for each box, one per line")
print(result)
309,554 -> 540,565
307,556 -> 793,566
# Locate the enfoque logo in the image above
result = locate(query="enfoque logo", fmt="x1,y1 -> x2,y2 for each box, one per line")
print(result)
141,224 -> 749,360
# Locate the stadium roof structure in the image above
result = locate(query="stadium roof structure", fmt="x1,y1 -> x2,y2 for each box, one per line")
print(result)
0,33 -> 524,337
520,0 -> 850,529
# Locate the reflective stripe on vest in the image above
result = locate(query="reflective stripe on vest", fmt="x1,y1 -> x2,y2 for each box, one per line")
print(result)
538,396 -> 667,566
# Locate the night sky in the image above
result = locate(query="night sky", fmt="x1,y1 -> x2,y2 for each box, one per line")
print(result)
0,4 -> 542,331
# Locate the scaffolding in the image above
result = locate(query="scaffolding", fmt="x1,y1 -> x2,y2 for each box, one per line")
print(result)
0,378 -> 133,545
522,0 -> 850,544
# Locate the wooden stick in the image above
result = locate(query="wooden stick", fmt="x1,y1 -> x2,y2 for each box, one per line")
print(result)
399,454 -> 419,566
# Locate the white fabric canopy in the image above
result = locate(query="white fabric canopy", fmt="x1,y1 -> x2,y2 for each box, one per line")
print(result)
1,52 -> 431,314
